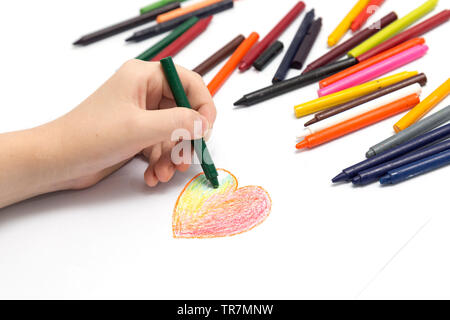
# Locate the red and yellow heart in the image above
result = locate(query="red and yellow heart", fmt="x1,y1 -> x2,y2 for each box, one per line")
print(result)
173,169 -> 271,239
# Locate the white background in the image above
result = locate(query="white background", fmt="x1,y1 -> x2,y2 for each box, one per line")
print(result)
0,0 -> 449,299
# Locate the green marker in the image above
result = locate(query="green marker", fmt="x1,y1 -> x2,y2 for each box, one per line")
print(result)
160,57 -> 219,189
136,16 -> 198,61
140,0 -> 189,15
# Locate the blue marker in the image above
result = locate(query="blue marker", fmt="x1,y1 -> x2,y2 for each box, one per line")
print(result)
380,149 -> 450,185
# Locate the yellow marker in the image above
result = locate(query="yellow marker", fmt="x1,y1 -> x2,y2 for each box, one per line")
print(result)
348,0 -> 439,57
394,78 -> 450,132
294,71 -> 418,118
328,0 -> 370,47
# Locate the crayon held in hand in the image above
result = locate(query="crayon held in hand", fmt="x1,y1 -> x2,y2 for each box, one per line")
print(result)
160,57 -> 219,188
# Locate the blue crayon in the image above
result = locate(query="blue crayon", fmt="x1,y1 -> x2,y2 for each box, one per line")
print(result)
380,149 -> 450,185
272,9 -> 315,83
352,139 -> 450,186
332,123 -> 450,183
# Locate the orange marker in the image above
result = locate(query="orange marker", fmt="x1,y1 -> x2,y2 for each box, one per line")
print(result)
319,38 -> 426,89
157,0 -> 223,23
296,94 -> 420,150
207,32 -> 259,96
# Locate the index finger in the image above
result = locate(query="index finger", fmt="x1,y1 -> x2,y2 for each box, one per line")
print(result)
160,64 -> 217,128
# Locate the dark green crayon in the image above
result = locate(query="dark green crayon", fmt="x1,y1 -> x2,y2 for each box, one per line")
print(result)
160,57 -> 219,188
136,17 -> 198,61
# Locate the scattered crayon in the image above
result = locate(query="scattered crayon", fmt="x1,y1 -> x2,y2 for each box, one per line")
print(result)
140,0 -> 188,15
380,149 -> 450,185
239,1 -> 306,72
135,17 -> 199,61
355,139 -> 450,185
318,45 -> 428,97
273,9 -> 315,83
394,79 -> 450,132
292,18 -> 322,70
253,41 -> 284,71
348,0 -> 439,58
367,104 -> 450,158
357,10 -> 450,62
156,0 -> 222,23
302,12 -> 397,74
151,17 -> 213,61
207,32 -> 259,96
296,94 -> 420,150
332,123 -> 450,183
193,35 -> 245,76
320,38 -> 426,89
127,0 -> 233,42
300,84 -> 422,138
327,0 -> 370,47
351,0 -> 385,32
294,71 -> 418,118
305,73 -> 427,127
234,58 -> 357,107
73,2 -> 180,46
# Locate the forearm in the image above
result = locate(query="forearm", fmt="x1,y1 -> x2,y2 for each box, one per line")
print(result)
0,124 -> 66,209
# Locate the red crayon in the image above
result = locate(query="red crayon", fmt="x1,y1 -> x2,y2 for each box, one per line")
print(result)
357,10 -> 450,62
151,16 -> 213,61
351,0 -> 385,32
238,1 -> 305,72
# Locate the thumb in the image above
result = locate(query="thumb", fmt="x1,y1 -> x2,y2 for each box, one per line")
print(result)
138,108 -> 210,146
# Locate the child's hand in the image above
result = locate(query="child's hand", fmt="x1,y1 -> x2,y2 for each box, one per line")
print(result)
0,60 -> 216,208
61,59 -> 216,189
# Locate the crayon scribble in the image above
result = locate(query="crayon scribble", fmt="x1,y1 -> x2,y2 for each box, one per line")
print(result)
173,169 -> 271,239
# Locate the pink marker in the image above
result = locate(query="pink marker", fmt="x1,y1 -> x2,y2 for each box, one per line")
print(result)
318,45 -> 429,97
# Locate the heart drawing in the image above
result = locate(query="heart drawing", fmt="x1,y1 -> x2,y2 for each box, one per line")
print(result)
173,169 -> 272,239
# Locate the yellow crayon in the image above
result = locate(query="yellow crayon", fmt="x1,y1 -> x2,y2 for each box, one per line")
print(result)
328,0 -> 370,47
294,71 -> 418,118
394,78 -> 450,132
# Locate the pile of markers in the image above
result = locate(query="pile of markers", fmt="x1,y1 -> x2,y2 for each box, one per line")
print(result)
73,0 -> 450,186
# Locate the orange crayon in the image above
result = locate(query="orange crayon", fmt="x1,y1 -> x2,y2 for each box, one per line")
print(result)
296,94 -> 420,150
319,38 -> 426,89
156,0 -> 222,23
207,32 -> 259,96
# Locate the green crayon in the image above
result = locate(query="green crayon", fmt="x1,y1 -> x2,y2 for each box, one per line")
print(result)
160,57 -> 219,188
